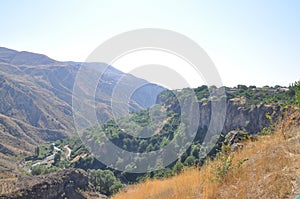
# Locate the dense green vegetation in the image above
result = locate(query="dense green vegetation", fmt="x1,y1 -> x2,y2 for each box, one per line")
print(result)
24,84 -> 298,196
182,84 -> 295,107
31,164 -> 60,175
291,81 -> 300,108
226,85 -> 295,107
88,169 -> 123,195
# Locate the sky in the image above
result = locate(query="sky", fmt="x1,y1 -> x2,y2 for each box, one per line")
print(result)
0,0 -> 299,88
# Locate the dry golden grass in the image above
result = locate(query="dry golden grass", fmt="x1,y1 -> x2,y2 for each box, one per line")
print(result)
113,109 -> 300,199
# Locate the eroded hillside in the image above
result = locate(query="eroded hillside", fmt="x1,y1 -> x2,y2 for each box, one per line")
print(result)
0,47 -> 164,169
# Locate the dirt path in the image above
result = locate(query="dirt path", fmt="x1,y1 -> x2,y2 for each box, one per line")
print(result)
63,145 -> 72,159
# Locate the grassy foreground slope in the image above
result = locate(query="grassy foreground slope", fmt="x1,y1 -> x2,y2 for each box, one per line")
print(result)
113,108 -> 300,199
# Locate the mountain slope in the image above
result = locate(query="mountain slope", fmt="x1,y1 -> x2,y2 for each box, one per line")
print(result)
0,47 -> 164,169
0,47 -> 57,66
0,74 -> 297,197
112,109 -> 300,199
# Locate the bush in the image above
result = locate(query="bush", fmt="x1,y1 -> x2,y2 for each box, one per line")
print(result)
184,156 -> 196,166
173,161 -> 184,174
88,169 -> 123,196
215,154 -> 233,181
31,164 -> 59,175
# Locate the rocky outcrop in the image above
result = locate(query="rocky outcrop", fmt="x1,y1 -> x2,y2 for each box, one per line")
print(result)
198,97 -> 282,134
0,169 -> 89,199
160,92 -> 282,135
224,98 -> 281,134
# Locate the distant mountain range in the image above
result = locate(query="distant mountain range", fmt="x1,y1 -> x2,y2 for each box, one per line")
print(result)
0,47 -> 297,198
0,47 -> 164,169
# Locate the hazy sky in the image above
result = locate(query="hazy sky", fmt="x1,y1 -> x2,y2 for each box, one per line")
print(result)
0,0 -> 299,87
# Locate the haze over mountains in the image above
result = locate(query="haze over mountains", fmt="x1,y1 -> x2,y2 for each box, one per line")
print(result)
0,46 -> 298,198
0,47 -> 164,169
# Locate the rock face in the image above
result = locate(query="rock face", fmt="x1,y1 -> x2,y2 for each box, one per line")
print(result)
160,92 -> 282,135
222,98 -> 281,134
197,97 -> 281,134
1,169 -> 89,199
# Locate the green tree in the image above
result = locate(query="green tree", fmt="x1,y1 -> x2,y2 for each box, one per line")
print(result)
184,156 -> 196,166
173,161 -> 184,174
53,152 -> 61,166
88,169 -> 123,196
237,84 -> 248,90
294,81 -> 300,107
31,165 -> 43,175
35,147 -> 40,157
31,165 -> 59,175
50,144 -> 54,152
153,168 -> 173,179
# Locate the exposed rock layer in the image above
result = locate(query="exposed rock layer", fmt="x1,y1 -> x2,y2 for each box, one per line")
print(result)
0,169 -> 89,199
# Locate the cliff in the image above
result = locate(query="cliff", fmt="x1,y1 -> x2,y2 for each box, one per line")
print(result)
199,97 -> 282,134
0,169 -> 90,199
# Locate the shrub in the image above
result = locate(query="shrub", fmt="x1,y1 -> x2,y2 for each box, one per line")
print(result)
88,169 -> 123,196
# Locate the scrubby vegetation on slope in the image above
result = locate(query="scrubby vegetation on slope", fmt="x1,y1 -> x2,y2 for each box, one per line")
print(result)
2,82 -> 298,197
113,108 -> 300,199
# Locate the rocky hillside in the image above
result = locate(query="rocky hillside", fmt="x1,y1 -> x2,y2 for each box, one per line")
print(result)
12,85 -> 296,198
112,108 -> 300,199
0,80 -> 297,197
0,169 -> 100,199
0,47 -> 164,169
0,46 -> 298,198
159,91 -> 283,135
21,84 -> 292,185
78,87 -> 288,175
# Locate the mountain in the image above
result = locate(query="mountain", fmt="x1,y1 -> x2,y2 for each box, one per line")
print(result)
77,86 -> 292,174
0,47 -> 164,169
0,46 -> 298,198
0,47 -> 57,66
1,84 -> 295,197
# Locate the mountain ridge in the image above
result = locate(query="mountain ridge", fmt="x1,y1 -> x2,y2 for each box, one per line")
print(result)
0,47 -> 57,66
0,47 -> 165,169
